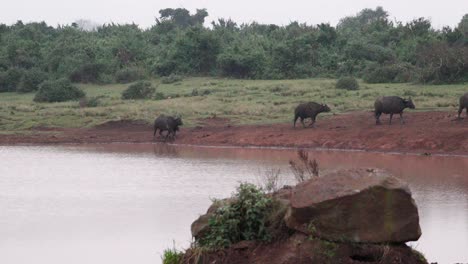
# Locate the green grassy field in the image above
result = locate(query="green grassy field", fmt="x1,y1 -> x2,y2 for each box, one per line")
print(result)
0,77 -> 466,133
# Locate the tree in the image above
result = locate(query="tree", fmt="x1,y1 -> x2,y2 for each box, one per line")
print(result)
157,8 -> 208,28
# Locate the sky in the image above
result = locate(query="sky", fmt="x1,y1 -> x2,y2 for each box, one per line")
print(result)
2,0 -> 467,29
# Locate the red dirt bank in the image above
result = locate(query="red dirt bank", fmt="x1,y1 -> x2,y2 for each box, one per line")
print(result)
1,111 -> 467,155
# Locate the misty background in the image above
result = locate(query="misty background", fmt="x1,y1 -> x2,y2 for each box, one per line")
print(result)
2,0 -> 467,28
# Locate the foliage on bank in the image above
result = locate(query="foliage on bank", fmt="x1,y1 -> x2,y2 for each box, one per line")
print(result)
197,183 -> 274,249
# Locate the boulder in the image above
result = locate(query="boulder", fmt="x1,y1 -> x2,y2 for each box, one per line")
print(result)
284,168 -> 421,243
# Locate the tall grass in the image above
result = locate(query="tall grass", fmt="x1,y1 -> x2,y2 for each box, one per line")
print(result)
161,244 -> 183,264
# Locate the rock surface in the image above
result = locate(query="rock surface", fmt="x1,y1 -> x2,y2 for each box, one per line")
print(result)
284,168 -> 421,243
183,233 -> 426,264
186,168 -> 426,264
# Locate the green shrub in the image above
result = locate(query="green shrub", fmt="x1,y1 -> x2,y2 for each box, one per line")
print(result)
79,96 -> 102,107
121,81 -> 155,100
34,78 -> 85,102
335,76 -> 359,90
0,68 -> 24,92
161,245 -> 183,264
191,88 -> 199,96
69,63 -> 106,83
115,67 -> 144,83
198,183 -> 273,248
161,74 -> 183,84
363,64 -> 414,83
17,68 -> 48,93
154,92 -> 165,100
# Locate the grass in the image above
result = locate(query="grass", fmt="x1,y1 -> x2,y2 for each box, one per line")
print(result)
161,245 -> 184,264
0,77 -> 466,133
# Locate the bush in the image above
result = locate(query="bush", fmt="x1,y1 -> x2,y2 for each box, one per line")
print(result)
121,81 -> 155,100
289,150 -> 319,183
34,78 -> 85,102
115,67 -> 144,83
161,245 -> 183,264
161,74 -> 183,84
363,64 -> 414,83
335,76 -> 359,90
69,63 -> 106,83
79,96 -> 102,108
154,92 -> 165,100
0,68 -> 24,92
17,68 -> 48,93
198,183 -> 273,248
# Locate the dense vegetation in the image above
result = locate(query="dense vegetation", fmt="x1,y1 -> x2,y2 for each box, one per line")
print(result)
33,78 -> 84,102
0,7 -> 467,98
121,81 -> 155,100
197,183 -> 274,249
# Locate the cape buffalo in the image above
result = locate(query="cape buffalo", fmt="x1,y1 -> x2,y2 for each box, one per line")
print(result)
458,92 -> 468,119
153,115 -> 183,141
374,96 -> 415,125
294,102 -> 331,128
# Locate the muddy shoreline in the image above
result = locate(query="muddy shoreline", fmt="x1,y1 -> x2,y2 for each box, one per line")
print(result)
1,111 -> 467,155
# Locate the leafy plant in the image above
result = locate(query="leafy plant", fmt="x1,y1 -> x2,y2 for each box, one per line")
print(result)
121,81 -> 155,100
79,96 -> 102,107
154,92 -> 166,100
161,243 -> 184,264
115,67 -> 144,83
0,68 -> 24,92
198,183 -> 273,248
17,68 -> 48,93
33,78 -> 85,102
336,76 -> 359,90
161,74 -> 183,84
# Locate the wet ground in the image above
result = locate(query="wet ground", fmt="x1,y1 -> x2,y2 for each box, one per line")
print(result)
1,111 -> 467,155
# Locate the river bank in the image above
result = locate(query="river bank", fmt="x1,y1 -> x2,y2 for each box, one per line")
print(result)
2,111 -> 467,155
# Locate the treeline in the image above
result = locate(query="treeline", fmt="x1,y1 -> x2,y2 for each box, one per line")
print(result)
1,7 -> 467,95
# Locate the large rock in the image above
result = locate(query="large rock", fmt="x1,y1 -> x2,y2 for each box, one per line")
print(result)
284,168 -> 421,243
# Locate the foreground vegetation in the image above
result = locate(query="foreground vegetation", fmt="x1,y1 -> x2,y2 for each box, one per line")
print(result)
0,77 -> 466,133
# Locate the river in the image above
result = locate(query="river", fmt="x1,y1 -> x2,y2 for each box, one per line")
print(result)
0,144 -> 467,264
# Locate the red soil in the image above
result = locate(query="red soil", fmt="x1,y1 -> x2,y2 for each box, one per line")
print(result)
1,111 -> 467,155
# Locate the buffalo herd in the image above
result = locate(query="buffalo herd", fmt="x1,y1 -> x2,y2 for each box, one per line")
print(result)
153,92 -> 467,141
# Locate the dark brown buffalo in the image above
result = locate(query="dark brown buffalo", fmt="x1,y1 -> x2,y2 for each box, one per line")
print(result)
294,102 -> 331,128
153,115 -> 183,141
374,96 -> 415,125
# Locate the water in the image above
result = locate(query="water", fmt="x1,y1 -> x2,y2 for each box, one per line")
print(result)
0,144 -> 467,264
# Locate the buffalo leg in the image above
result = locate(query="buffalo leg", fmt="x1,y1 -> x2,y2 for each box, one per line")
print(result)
293,114 -> 299,128
301,118 -> 306,128
400,113 -> 405,124
153,128 -> 158,137
458,106 -> 463,119
375,112 -> 382,125
309,116 -> 316,127
389,113 -> 393,125
164,129 -> 173,142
